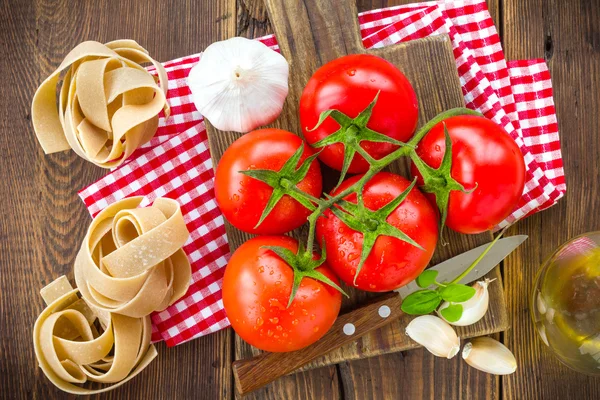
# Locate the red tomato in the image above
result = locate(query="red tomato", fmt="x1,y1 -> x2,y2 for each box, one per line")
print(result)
215,129 -> 322,235
317,172 -> 438,292
410,116 -> 526,234
222,236 -> 342,352
300,54 -> 418,173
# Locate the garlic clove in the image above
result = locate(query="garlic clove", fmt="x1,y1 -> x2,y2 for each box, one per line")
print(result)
462,337 -> 517,375
187,37 -> 289,133
406,315 -> 460,359
438,278 -> 494,326
536,291 -> 547,315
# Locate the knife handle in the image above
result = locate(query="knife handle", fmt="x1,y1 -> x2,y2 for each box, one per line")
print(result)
232,292 -> 403,395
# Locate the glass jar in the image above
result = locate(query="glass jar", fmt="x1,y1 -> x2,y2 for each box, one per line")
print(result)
531,232 -> 600,375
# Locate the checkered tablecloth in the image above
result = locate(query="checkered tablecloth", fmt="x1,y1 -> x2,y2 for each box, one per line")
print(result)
78,0 -> 565,346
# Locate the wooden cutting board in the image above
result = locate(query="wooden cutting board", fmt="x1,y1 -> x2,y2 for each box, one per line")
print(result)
205,0 -> 509,380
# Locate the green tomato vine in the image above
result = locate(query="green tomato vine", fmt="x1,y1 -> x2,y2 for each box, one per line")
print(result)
242,93 -> 487,315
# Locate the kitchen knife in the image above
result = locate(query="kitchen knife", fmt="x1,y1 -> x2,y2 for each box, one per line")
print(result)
232,235 -> 527,395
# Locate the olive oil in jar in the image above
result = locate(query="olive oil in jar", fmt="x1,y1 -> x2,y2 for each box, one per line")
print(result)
532,238 -> 600,375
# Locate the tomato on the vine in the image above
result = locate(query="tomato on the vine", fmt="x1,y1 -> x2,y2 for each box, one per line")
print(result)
214,128 -> 322,235
317,172 -> 438,292
410,115 -> 526,234
299,54 -> 418,176
222,236 -> 342,352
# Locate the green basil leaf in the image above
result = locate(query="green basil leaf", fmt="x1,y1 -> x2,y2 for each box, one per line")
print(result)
440,303 -> 463,323
400,290 -> 441,315
440,284 -> 476,303
416,270 -> 439,288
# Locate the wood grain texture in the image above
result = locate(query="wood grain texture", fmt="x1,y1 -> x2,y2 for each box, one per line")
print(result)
4,0 -> 600,399
501,0 -> 600,399
0,0 -> 237,399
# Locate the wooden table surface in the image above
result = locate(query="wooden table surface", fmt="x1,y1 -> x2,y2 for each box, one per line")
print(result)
2,0 -> 600,399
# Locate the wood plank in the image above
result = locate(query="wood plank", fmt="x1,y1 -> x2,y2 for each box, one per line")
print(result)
0,0 -> 236,399
501,0 -> 600,399
232,3 -> 343,400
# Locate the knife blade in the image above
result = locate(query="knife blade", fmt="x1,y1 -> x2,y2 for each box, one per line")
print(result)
396,235 -> 528,299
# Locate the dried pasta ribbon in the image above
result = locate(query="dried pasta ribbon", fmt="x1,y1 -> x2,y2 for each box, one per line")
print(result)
33,276 -> 158,394
74,197 -> 191,318
31,40 -> 170,168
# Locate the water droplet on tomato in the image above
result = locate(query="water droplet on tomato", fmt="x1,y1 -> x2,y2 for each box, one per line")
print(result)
338,237 -> 346,245
370,78 -> 375,82
434,144 -> 441,152
260,306 -> 266,313
282,332 -> 288,338
313,326 -> 320,333
274,334 -> 280,339
310,314 -> 316,320
347,69 -> 356,76
289,310 -> 295,316
348,253 -> 359,262
232,194 -> 240,201
256,317 -> 264,326
302,309 -> 308,316
275,281 -> 281,285
267,329 -> 273,337
276,325 -> 283,331
339,250 -> 346,258
292,319 -> 299,325
269,270 -> 274,275
269,298 -> 285,310
258,266 -> 265,273
313,287 -> 321,293
369,284 -> 376,289
338,227 -> 344,234
269,317 -> 279,324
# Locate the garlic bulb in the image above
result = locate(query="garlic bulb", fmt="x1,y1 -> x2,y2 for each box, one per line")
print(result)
187,37 -> 289,133
406,315 -> 460,359
462,337 -> 517,375
438,279 -> 494,326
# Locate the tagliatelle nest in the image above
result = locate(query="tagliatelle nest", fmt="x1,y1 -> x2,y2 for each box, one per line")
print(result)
33,276 -> 157,395
74,197 -> 191,318
33,197 -> 192,394
31,40 -> 170,168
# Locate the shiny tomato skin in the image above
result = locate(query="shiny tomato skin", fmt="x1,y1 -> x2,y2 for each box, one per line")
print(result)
300,54 -> 418,173
222,236 -> 342,352
410,116 -> 526,234
317,172 -> 438,292
215,129 -> 322,235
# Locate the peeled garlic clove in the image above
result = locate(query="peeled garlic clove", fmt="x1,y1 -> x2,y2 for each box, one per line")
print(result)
438,279 -> 494,326
462,337 -> 517,375
188,37 -> 289,133
406,315 -> 460,359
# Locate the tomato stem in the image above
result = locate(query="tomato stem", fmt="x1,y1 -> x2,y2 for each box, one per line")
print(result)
244,106 -> 485,290
300,108 -> 483,260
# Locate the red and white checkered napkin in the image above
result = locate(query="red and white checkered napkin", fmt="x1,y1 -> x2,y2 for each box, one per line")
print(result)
79,0 -> 565,346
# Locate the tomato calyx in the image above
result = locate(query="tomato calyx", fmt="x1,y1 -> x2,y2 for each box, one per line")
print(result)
262,241 -> 348,308
410,124 -> 477,240
329,178 -> 424,284
240,143 -> 321,228
307,91 -> 412,188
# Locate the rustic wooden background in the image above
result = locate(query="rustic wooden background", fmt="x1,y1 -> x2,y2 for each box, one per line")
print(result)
1,0 -> 599,399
